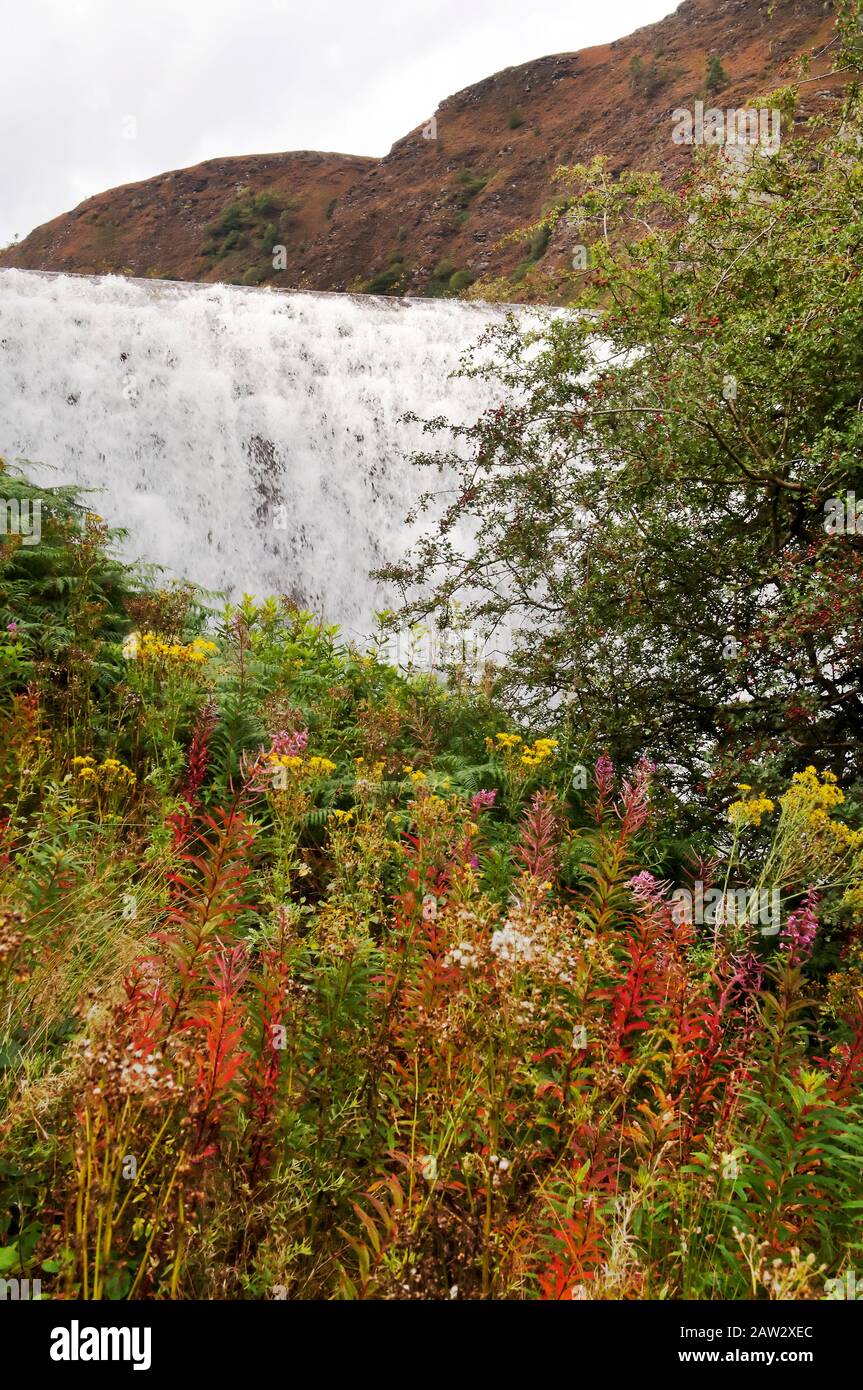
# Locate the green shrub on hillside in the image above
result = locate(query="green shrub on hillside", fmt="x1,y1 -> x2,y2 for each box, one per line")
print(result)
452,170 -> 489,209
629,54 -> 669,97
365,256 -> 409,295
449,269 -> 475,294
706,53 -> 729,92
202,190 -> 291,264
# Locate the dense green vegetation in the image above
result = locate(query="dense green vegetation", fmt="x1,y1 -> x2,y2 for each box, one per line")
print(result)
199,188 -> 299,285
1,460 -> 863,1300
386,77 -> 863,819
705,54 -> 729,93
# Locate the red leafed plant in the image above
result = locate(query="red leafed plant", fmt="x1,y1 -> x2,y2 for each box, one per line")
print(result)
514,790 -> 560,885
160,801 -> 257,1033
188,943 -> 250,1152
537,1208 -> 606,1300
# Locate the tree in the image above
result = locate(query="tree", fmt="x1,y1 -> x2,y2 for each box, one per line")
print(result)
706,54 -> 728,93
379,75 -> 863,810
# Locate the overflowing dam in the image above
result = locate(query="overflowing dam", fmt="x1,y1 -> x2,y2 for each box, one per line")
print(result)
0,268 -> 543,642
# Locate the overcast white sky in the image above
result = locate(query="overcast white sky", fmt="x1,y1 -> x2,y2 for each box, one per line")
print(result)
1,0 -> 677,248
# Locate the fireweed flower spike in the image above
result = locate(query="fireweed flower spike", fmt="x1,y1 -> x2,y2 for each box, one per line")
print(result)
617,757 -> 656,835
627,870 -> 672,907
592,752 -> 615,821
781,888 -> 820,966
271,729 -> 309,758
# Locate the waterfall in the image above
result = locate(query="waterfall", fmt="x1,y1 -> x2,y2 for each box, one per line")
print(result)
0,269 -> 543,643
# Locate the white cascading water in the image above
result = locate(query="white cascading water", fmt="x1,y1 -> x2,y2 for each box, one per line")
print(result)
0,268 -> 542,644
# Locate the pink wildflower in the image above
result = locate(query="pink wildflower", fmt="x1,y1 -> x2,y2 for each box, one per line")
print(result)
594,753 -> 615,801
618,757 -> 656,835
627,871 -> 669,906
781,888 -> 819,965
271,729 -> 309,758
470,789 -> 497,811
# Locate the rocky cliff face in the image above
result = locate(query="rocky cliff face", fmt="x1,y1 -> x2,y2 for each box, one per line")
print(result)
0,1 -> 843,300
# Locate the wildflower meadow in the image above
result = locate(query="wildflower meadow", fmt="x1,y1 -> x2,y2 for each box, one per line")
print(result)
1,472 -> 863,1304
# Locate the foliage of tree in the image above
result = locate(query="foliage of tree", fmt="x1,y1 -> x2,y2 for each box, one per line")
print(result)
380,61 -> 863,811
705,53 -> 729,92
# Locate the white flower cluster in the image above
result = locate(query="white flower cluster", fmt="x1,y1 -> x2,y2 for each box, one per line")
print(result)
443,940 -> 481,971
490,923 -> 536,964
489,1153 -> 511,1189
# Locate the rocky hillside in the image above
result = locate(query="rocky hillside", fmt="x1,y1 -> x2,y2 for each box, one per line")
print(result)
0,0 -> 845,299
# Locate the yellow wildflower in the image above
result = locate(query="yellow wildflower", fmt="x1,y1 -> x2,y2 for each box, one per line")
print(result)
137,630 -> 217,668
308,756 -> 337,775
728,792 -> 775,828
519,738 -> 557,768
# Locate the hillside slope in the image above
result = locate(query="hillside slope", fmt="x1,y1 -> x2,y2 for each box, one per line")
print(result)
0,0 -> 845,299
